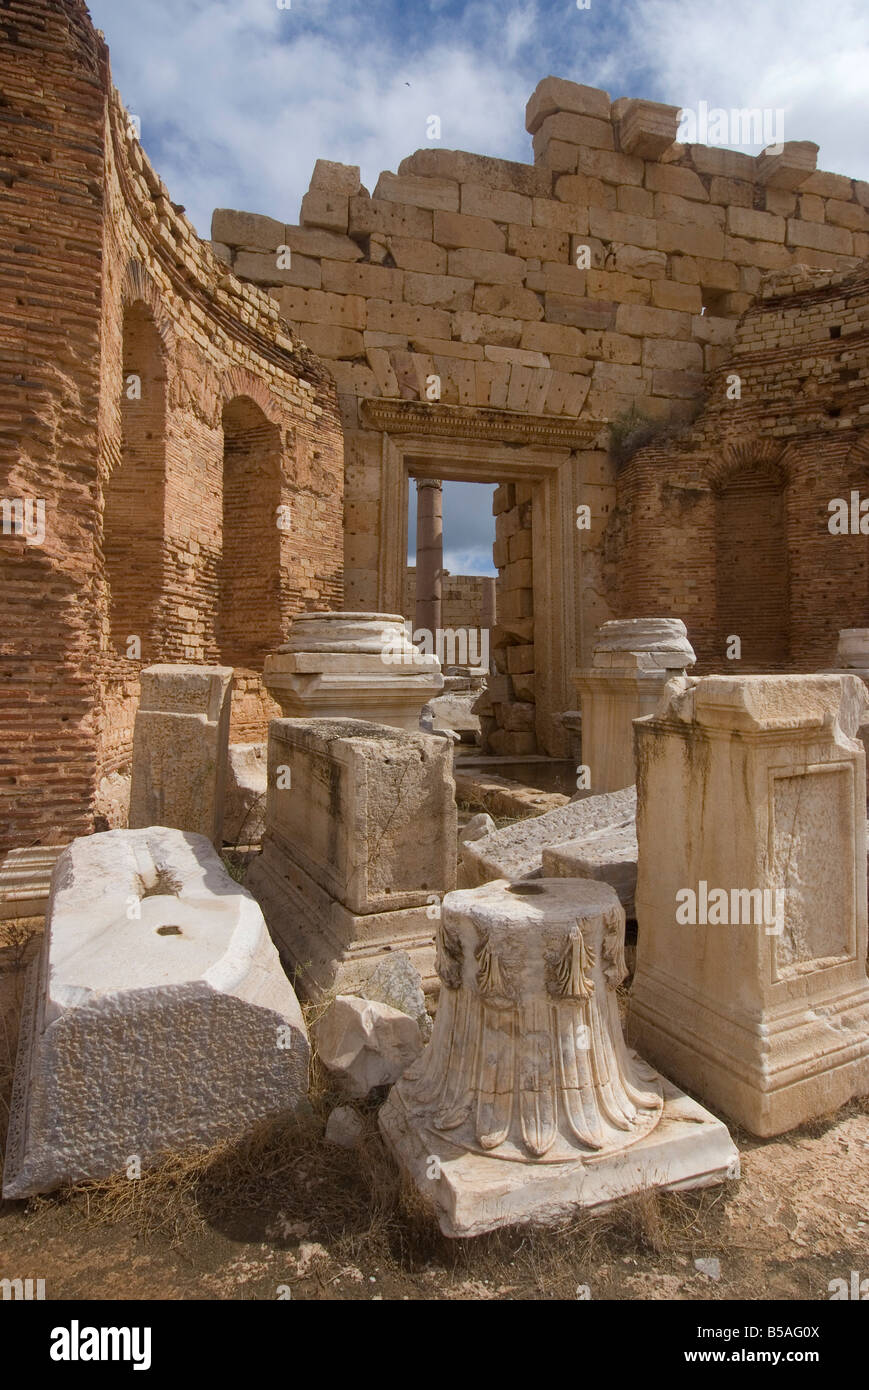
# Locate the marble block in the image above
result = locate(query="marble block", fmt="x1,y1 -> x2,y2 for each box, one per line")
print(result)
248,719 -> 456,998
542,822 -> 638,917
2,827 -> 309,1198
629,674 -> 869,1137
129,664 -> 233,846
263,612 -> 442,731
379,878 -> 738,1236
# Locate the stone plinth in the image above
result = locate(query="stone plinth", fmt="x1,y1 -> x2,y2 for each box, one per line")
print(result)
628,674 -> 869,1137
379,878 -> 738,1237
3,828 -> 309,1199
834,628 -> 869,671
0,845 -> 64,921
574,618 -> 695,794
262,612 -> 442,732
129,664 -> 233,846
247,719 -> 457,998
461,785 -> 636,887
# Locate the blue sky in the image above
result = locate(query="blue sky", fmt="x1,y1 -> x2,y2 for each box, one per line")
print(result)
87,0 -> 869,574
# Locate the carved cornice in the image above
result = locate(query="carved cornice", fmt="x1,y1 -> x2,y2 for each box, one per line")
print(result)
361,398 -> 603,448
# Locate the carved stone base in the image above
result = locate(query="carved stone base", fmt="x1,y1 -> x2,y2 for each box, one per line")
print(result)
379,1078 -> 738,1237
248,840 -> 438,999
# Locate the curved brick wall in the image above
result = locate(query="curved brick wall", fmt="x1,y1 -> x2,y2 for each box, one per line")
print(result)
0,0 -> 344,851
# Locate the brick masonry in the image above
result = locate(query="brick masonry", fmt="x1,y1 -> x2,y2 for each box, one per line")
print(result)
616,262 -> 869,672
0,0 -> 344,852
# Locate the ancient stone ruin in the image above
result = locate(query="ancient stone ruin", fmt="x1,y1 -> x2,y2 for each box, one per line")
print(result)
2,0 -> 869,1258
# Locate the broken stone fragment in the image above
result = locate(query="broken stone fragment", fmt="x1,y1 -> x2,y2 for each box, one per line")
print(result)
314,996 -> 423,1098
325,1105 -> 364,1149
461,785 -> 637,886
223,742 -> 267,846
360,951 -> 433,1041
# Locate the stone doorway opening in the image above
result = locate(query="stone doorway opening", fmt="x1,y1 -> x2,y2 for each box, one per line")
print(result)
403,470 -> 538,754
373,421 -> 587,759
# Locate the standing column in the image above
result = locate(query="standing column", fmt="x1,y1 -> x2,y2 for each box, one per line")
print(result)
481,576 -> 496,675
415,478 -> 443,638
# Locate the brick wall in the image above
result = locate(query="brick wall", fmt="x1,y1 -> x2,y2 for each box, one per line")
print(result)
615,262 -> 869,672
0,0 -> 344,851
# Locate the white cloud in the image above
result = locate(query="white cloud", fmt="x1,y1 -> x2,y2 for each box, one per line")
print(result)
614,0 -> 869,177
88,0 -> 869,238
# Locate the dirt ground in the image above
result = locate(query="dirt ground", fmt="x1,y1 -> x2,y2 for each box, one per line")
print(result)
2,920 -> 867,1302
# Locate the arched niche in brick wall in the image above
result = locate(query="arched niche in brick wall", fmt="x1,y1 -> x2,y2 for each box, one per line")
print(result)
218,394 -> 284,668
710,443 -> 790,671
104,293 -> 168,658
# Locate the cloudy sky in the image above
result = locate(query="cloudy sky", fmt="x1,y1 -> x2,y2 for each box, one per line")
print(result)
88,0 -> 869,574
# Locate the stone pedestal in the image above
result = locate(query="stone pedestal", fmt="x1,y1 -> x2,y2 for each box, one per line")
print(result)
379,878 -> 738,1236
262,612 -> 442,732
248,718 -> 457,998
833,628 -> 869,673
573,618 -> 695,794
628,674 -> 869,1137
3,828 -> 309,1198
827,630 -> 869,777
128,664 -> 233,846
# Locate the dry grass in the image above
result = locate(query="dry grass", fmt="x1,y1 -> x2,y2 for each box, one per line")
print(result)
18,1032 -> 732,1296
0,917 -> 40,1135
0,931 -> 733,1294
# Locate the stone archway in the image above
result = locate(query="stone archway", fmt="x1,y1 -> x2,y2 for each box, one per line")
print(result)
219,394 -> 285,668
104,296 -> 168,658
710,445 -> 790,670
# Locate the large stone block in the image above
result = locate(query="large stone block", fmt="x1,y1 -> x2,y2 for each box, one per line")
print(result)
373,172 -> 459,212
432,209 -> 505,251
211,208 -> 284,250
525,77 -> 612,134
447,248 -> 527,285
309,159 -> 362,195
2,828 -> 309,1198
754,141 -> 818,191
248,719 -> 457,998
129,665 -> 233,847
629,675 -> 869,1137
262,612 -> 442,730
461,784 -> 637,886
612,98 -> 680,159
300,188 -> 350,233
234,249 -> 321,289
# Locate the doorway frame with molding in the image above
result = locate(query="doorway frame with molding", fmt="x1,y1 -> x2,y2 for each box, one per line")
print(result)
362,399 -> 602,756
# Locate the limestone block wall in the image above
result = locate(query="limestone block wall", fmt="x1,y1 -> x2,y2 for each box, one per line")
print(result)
215,76 -> 868,748
402,570 -> 490,630
616,261 -> 869,672
0,0 -> 344,852
486,483 -> 536,752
